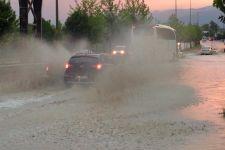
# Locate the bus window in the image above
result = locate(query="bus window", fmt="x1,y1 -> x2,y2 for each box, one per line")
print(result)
156,28 -> 175,40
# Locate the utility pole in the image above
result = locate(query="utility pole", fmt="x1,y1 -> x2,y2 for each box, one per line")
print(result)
190,0 -> 192,25
19,0 -> 42,38
19,0 -> 28,34
33,0 -> 43,38
196,12 -> 199,26
175,0 -> 177,18
56,0 -> 59,30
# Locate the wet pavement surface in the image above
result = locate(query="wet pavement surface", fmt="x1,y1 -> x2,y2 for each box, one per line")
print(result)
181,52 -> 225,149
0,42 -> 225,149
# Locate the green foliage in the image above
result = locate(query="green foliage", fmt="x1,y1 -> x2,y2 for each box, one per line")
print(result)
167,14 -> 202,43
55,21 -> 64,40
201,21 -> 219,37
185,25 -> 202,42
120,0 -> 152,25
179,25 -> 202,47
100,0 -> 122,44
65,9 -> 90,38
168,14 -> 184,41
0,0 -> 17,37
75,0 -> 101,15
209,21 -> 219,34
42,19 -> 55,41
201,24 -> 209,31
213,0 -> 225,23
88,14 -> 106,43
65,1 -> 106,43
65,0 -> 152,45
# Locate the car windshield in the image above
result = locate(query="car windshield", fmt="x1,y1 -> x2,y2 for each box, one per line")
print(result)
70,56 -> 98,64
115,46 -> 126,49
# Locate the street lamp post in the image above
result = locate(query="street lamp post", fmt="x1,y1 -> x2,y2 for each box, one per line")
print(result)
197,12 -> 199,26
175,0 -> 177,18
19,0 -> 28,34
56,0 -> 59,29
190,0 -> 192,25
19,0 -> 42,38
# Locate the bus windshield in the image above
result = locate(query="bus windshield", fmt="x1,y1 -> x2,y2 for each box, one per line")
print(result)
156,28 -> 176,40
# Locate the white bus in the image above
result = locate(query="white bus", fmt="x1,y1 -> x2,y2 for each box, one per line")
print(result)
131,24 -> 179,61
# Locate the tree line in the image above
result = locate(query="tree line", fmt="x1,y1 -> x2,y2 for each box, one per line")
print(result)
64,0 -> 152,49
0,0 -> 152,49
2,0 -> 224,50
167,14 -> 202,45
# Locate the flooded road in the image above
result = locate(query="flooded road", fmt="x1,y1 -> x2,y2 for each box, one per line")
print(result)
181,53 -> 225,149
1,44 -> 225,149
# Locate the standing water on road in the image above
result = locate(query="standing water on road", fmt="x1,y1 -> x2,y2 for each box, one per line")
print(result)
0,31 -> 222,149
180,53 -> 225,149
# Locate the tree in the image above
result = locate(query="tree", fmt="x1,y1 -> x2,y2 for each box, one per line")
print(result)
209,21 -> 219,35
42,19 -> 55,41
191,25 -> 202,43
213,0 -> 225,23
65,0 -> 106,43
64,0 -> 152,48
201,24 -> 210,31
100,0 -> 122,47
88,13 -> 106,43
167,14 -> 202,45
201,21 -> 219,37
0,0 -> 17,37
120,0 -> 152,25
54,21 -> 63,40
74,0 -> 101,15
181,25 -> 202,47
65,9 -> 89,38
167,14 -> 184,41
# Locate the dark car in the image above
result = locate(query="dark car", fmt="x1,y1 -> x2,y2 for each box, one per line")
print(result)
111,45 -> 128,64
64,53 -> 113,87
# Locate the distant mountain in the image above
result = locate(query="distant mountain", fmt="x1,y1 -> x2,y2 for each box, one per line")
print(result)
152,6 -> 224,27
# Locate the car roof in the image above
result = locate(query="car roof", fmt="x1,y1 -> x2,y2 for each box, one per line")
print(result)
202,46 -> 211,49
115,45 -> 126,48
72,54 -> 99,57
71,53 -> 106,59
202,45 -> 211,48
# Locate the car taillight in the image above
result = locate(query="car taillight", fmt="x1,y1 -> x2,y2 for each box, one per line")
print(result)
96,64 -> 102,70
65,63 -> 71,69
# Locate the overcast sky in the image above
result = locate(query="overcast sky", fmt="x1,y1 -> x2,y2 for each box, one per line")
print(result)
10,0 -> 213,23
